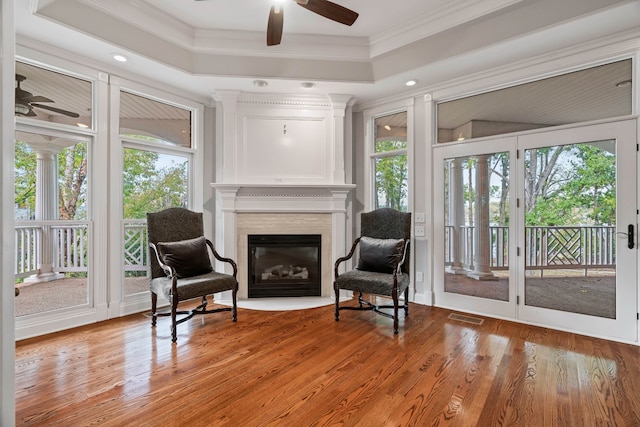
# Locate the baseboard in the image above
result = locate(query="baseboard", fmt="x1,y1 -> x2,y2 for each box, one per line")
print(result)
412,291 -> 433,306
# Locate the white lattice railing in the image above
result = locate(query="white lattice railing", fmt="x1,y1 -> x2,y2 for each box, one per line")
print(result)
445,225 -> 616,272
123,220 -> 148,272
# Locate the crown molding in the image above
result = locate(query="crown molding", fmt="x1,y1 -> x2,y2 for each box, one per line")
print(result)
369,0 -> 523,58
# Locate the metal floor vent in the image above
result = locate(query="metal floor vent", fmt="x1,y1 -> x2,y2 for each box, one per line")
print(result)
448,313 -> 484,325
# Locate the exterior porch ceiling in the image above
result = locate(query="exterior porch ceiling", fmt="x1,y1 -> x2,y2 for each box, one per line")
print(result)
14,0 -> 640,107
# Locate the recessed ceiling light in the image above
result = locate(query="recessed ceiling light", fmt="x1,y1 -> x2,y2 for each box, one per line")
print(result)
300,82 -> 315,89
384,125 -> 391,131
253,80 -> 268,87
615,79 -> 632,88
405,79 -> 418,87
76,123 -> 89,128
112,54 -> 128,62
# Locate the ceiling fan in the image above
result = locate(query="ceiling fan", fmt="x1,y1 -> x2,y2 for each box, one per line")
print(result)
15,74 -> 80,118
196,0 -> 359,46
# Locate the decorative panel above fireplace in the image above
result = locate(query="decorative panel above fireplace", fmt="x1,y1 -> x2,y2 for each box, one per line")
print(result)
248,234 -> 321,298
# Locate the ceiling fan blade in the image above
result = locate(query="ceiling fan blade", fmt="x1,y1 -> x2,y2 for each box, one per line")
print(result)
16,88 -> 54,104
31,103 -> 80,118
267,5 -> 284,46
297,0 -> 358,26
28,95 -> 55,103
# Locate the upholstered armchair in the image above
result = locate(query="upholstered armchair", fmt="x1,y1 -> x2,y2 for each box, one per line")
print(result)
147,207 -> 238,342
334,208 -> 411,334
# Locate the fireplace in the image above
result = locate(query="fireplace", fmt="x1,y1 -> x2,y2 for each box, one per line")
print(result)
248,234 -> 321,298
211,183 -> 355,299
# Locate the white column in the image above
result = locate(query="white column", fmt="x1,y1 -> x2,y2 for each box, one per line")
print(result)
25,146 -> 64,282
447,158 -> 467,274
467,155 -> 497,281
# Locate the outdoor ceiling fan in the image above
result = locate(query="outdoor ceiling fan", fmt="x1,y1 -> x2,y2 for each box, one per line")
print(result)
15,74 -> 80,118
196,0 -> 359,46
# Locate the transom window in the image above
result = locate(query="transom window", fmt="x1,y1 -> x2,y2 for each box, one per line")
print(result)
372,111 -> 408,212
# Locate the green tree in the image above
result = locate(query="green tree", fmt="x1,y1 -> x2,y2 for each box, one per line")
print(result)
565,144 -> 615,225
58,142 -> 87,220
14,140 -> 36,218
525,143 -> 615,226
374,140 -> 407,211
122,148 -> 188,219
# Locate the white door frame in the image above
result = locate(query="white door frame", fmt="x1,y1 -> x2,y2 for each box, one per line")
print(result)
433,135 -> 519,320
516,119 -> 637,342
433,118 -> 638,343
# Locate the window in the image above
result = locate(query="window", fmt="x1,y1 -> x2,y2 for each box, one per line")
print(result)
372,111 -> 408,212
119,91 -> 192,147
15,61 -> 92,129
436,59 -> 632,143
119,90 -> 194,297
14,131 -> 92,316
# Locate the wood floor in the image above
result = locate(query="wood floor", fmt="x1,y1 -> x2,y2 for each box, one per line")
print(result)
15,297 -> 640,426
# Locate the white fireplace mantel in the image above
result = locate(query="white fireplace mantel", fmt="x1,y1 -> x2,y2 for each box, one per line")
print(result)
211,183 -> 355,299
211,183 -> 355,213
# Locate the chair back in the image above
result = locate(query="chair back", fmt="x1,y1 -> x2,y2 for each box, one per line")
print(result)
361,208 -> 411,273
147,207 -> 205,279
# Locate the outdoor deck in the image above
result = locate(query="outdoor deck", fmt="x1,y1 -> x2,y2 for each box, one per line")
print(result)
15,276 -> 148,317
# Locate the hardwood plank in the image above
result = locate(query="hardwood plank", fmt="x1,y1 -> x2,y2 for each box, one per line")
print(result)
15,300 -> 640,426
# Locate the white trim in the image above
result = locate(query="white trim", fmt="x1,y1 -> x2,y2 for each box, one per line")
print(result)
1,0 -> 16,422
109,76 -> 205,318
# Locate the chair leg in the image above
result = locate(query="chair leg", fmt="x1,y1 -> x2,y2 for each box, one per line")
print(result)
334,283 -> 340,321
151,292 -> 158,327
404,287 -> 409,316
357,291 -> 365,308
231,288 -> 238,322
171,297 -> 179,343
392,290 -> 399,334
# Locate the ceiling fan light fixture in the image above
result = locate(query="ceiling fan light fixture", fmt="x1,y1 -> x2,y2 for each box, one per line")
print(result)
15,103 -> 30,116
253,80 -> 269,87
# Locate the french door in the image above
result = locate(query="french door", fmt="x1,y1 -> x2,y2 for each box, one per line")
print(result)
434,119 -> 637,341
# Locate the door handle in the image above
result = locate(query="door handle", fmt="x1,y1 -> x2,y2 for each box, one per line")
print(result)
628,224 -> 635,249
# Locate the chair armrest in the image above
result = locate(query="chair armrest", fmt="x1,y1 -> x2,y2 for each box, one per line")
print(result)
206,239 -> 238,278
334,237 -> 361,279
149,242 -> 176,278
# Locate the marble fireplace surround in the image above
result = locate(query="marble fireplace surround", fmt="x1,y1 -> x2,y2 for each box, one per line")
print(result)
212,184 -> 355,300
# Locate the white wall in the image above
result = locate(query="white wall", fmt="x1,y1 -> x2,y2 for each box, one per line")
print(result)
1,0 -> 16,423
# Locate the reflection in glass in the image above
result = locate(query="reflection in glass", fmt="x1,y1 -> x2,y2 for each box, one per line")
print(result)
524,141 -> 616,318
15,61 -> 92,128
436,59 -> 632,143
120,91 -> 192,148
443,152 -> 510,301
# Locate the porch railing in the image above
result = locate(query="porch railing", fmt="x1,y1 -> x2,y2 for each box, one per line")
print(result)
445,225 -> 616,273
16,222 -> 616,279
15,220 -> 149,279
